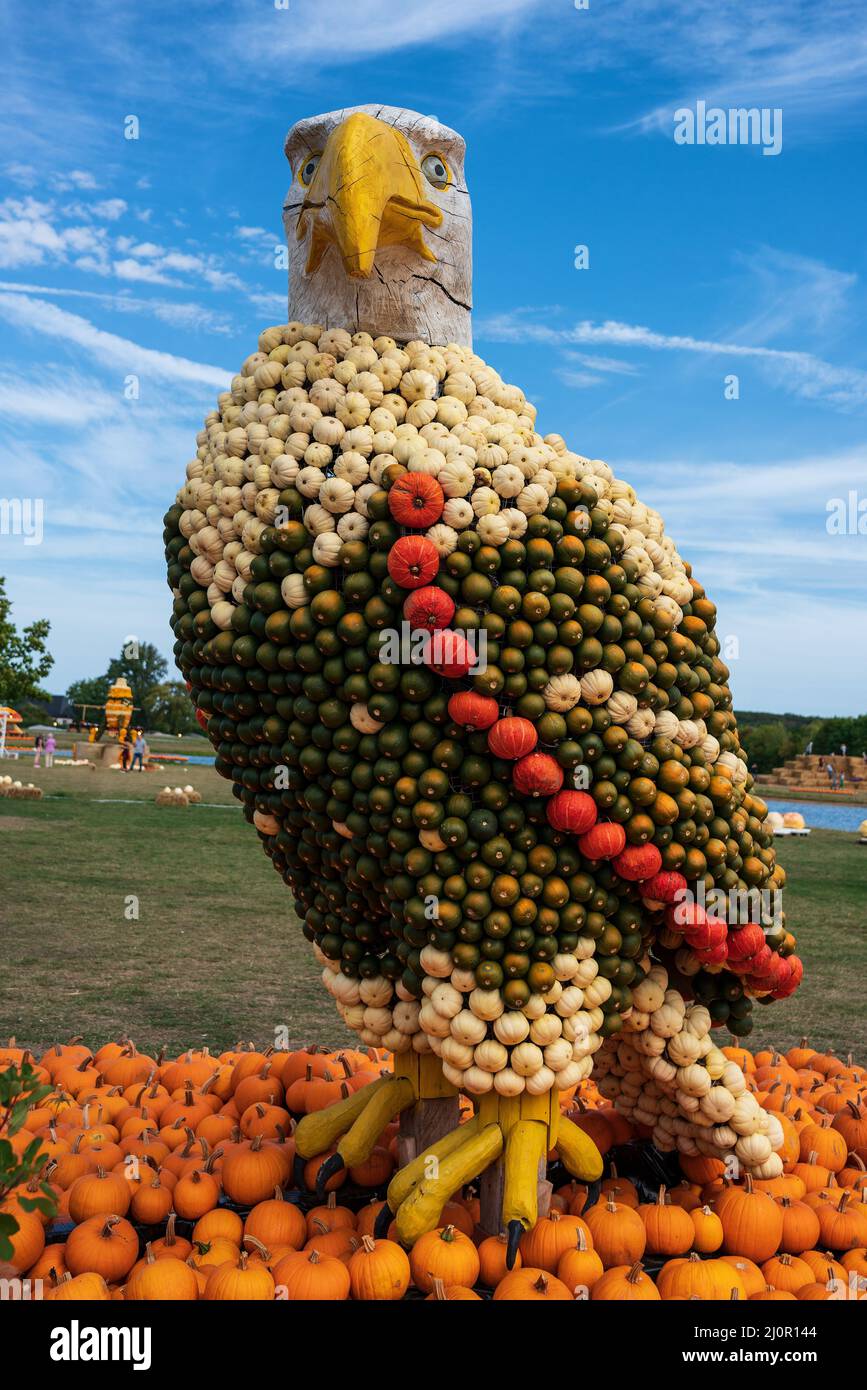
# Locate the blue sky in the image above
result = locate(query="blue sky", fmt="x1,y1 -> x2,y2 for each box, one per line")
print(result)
1,0 -> 865,714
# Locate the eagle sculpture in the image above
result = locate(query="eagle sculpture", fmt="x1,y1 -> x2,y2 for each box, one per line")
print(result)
164,105 -> 801,1255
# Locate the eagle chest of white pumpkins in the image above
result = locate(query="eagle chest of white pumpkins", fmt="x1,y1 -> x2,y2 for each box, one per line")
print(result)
164,104 -> 801,1251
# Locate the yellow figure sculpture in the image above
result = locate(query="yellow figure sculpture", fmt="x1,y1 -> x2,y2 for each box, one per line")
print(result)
104,678 -> 134,741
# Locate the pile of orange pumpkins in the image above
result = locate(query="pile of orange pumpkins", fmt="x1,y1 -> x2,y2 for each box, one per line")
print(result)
2,1036 -> 866,1301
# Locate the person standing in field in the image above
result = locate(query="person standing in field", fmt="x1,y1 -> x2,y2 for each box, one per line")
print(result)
33,734 -> 44,768
130,731 -> 147,772
119,740 -> 131,772
44,732 -> 56,768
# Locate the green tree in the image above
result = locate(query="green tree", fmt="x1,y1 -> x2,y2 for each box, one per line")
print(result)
67,675 -> 110,716
0,576 -> 53,703
0,1061 -> 56,1263
147,680 -> 201,735
814,715 -> 867,757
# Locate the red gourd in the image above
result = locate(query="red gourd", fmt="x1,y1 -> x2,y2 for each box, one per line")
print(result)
388,472 -> 444,527
447,691 -> 499,730
387,536 -> 440,589
422,629 -> 476,678
640,871 -> 687,904
404,586 -> 455,632
578,822 -> 627,861
545,789 -> 598,834
513,753 -> 564,797
612,843 -> 662,882
487,717 -> 538,761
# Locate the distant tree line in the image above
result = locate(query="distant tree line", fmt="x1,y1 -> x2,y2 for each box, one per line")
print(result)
737,712 -> 867,773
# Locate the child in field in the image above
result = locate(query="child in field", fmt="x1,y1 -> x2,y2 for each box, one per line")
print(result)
33,734 -> 44,768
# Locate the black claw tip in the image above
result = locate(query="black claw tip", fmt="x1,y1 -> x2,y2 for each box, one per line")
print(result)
373,1203 -> 393,1240
506,1219 -> 523,1270
315,1152 -> 345,1198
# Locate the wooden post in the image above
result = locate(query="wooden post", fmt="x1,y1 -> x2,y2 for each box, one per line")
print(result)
394,1051 -> 460,1168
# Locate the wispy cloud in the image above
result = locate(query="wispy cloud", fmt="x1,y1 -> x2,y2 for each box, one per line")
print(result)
603,0 -> 867,137
477,311 -> 867,409
0,293 -> 230,388
727,247 -> 859,346
0,280 -> 232,334
238,0 -> 544,67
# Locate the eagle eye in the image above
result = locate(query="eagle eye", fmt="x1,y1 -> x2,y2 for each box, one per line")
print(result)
421,153 -> 451,190
298,153 -> 322,187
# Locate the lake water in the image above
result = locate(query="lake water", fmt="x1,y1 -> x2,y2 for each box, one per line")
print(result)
766,799 -> 866,833
12,752 -> 864,829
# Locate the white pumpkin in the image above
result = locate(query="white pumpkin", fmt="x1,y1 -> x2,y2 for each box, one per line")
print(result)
579,670 -> 614,706
430,982 -> 463,1020
419,945 -> 452,979
509,1042 -> 544,1077
440,1036 -> 475,1070
469,988 -> 504,1022
473,1039 -> 508,1073
461,1066 -> 494,1095
543,675 -> 582,711
349,703 -> 383,734
493,1067 -> 525,1097
698,1086 -> 736,1124
493,1012 -> 530,1046
450,1010 -> 488,1047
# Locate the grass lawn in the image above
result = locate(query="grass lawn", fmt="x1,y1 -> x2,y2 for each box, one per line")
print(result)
1,758 -> 865,1058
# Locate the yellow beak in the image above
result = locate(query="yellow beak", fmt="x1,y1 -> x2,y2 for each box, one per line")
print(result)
296,112 -> 443,279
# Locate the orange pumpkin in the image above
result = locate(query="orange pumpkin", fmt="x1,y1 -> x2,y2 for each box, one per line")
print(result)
519,1211 -> 591,1274
125,1246 -> 199,1301
815,1191 -> 867,1251
690,1204 -> 723,1253
798,1120 -> 848,1173
761,1252 -> 813,1293
4,1209 -> 45,1273
592,1261 -> 660,1301
556,1226 -> 603,1296
718,1176 -> 784,1263
65,1215 -> 138,1282
425,1277 -> 482,1300
221,1135 -> 287,1205
657,1253 -> 746,1301
833,1101 -> 867,1160
44,1271 -> 110,1301
193,1208 -> 244,1247
67,1167 -> 130,1223
478,1233 -> 521,1287
493,1267 -> 573,1301
245,1189 -> 307,1251
409,1225 -> 480,1294
719,1254 -> 765,1298
638,1187 -> 694,1257
203,1249 -> 275,1300
272,1247 -> 350,1300
347,1236 -> 410,1302
585,1197 -> 646,1268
